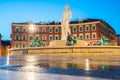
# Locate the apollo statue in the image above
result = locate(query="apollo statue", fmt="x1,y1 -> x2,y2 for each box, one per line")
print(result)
61,4 -> 72,40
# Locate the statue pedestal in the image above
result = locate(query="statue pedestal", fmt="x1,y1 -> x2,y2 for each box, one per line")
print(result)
49,40 -> 87,47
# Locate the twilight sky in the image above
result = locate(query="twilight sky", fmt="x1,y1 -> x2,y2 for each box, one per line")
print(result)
0,0 -> 120,40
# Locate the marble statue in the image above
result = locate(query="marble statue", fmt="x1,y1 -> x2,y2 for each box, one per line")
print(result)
61,4 -> 72,40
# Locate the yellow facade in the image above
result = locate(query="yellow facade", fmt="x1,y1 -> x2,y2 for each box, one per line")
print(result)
0,46 -> 9,56
0,35 -> 10,56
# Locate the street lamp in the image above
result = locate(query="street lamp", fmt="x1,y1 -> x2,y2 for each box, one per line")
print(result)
30,24 -> 35,32
29,21 -> 35,47
29,20 -> 35,32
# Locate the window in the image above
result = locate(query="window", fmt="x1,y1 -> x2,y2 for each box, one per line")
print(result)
15,27 -> 20,33
22,36 -> 26,40
15,36 -> 19,41
79,26 -> 83,32
49,28 -> 52,33
36,28 -> 39,33
42,28 -> 46,33
22,27 -> 26,33
73,34 -> 77,39
85,25 -> 90,31
42,36 -> 46,41
54,27 -> 59,33
92,33 -> 96,39
55,36 -> 59,40
49,35 -> 53,40
22,44 -> 26,48
59,36 -> 61,40
72,26 -> 77,32
29,36 -> 33,40
79,34 -> 84,40
85,33 -> 90,39
15,44 -> 19,48
92,24 -> 96,31
60,28 -> 62,33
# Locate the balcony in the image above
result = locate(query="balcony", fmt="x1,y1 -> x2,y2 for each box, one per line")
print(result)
14,31 -> 47,35
14,39 -> 27,41
29,32 -> 47,34
14,31 -> 27,34
41,40 -> 47,42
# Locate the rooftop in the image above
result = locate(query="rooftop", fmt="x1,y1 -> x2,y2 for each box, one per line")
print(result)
12,18 -> 116,33
12,18 -> 101,25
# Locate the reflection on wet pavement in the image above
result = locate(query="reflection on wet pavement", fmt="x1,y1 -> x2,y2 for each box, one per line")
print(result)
0,70 -> 111,80
0,56 -> 120,80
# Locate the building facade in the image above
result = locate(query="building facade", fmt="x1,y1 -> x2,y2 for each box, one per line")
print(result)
0,34 -> 2,55
11,19 -> 117,49
0,34 -> 10,56
117,34 -> 120,46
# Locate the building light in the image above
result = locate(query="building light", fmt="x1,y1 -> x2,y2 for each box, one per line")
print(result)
85,59 -> 90,70
29,24 -> 35,32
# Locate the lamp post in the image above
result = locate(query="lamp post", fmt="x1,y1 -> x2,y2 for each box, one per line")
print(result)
29,21 -> 35,33
29,21 -> 35,47
29,20 -> 35,38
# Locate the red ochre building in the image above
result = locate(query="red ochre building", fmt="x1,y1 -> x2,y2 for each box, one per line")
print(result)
117,34 -> 120,46
11,19 -> 117,49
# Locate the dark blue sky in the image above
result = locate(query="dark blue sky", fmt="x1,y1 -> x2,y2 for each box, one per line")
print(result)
0,0 -> 120,40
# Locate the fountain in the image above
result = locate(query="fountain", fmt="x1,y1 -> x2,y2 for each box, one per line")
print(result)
10,5 -> 120,57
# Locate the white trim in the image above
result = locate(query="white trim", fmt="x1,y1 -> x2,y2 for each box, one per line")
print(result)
92,33 -> 97,39
85,25 -> 90,31
72,26 -> 77,32
22,36 -> 26,40
15,35 -> 20,40
79,34 -> 84,40
15,43 -> 19,48
49,35 -> 53,40
22,44 -> 26,48
15,27 -> 20,32
22,27 -> 27,32
54,35 -> 59,40
85,33 -> 90,39
54,27 -> 59,33
49,27 -> 53,33
42,36 -> 46,40
92,24 -> 96,31
79,26 -> 83,32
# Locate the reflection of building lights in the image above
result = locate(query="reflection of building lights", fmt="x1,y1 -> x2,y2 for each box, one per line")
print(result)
85,59 -> 90,70
6,56 -> 10,65
86,77 -> 91,80
25,72 -> 36,80
7,46 -> 10,56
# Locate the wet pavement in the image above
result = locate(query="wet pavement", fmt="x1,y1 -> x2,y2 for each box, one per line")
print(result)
0,56 -> 120,80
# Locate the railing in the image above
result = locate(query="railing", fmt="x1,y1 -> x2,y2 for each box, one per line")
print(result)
14,40 -> 27,41
14,31 -> 47,34
29,32 -> 47,34
14,32 -> 27,33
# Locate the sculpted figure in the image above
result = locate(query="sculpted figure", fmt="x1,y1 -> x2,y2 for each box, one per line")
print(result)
61,4 -> 72,40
